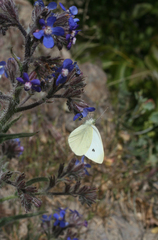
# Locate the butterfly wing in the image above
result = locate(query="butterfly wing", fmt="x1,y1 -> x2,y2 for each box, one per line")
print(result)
68,124 -> 93,156
85,125 -> 104,164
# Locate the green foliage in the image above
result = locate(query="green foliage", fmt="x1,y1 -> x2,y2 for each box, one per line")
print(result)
0,211 -> 46,227
74,0 -> 158,164
0,132 -> 38,144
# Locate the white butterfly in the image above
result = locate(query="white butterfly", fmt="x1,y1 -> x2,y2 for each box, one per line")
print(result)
68,118 -> 104,164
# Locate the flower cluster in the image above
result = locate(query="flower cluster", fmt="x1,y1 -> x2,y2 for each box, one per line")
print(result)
59,3 -> 80,50
32,0 -> 80,50
15,173 -> 42,212
53,208 -> 68,228
41,208 -> 87,239
2,138 -> 24,159
0,171 -> 41,212
0,3 -> 98,240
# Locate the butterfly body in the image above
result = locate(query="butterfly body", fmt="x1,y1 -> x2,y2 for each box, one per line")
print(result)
68,119 -> 104,164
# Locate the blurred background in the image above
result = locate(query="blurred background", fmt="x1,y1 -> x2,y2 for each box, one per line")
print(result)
1,0 -> 158,239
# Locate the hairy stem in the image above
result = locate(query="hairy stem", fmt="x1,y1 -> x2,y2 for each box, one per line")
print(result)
16,98 -> 46,112
17,23 -> 27,38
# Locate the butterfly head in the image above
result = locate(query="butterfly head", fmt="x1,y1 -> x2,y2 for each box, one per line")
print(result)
85,118 -> 95,125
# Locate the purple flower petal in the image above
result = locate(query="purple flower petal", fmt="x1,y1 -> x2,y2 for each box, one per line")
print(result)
0,67 -> 4,75
86,107 -> 95,112
66,34 -> 71,40
73,113 -> 82,121
34,0 -> 44,7
42,214 -> 48,220
85,163 -> 91,168
59,2 -> 66,11
69,6 -> 78,15
56,75 -> 67,85
47,2 -> 57,10
56,74 -> 62,84
67,42 -> 72,50
53,213 -> 59,220
75,159 -> 80,165
68,64 -> 74,72
54,220 -> 59,226
52,26 -> 64,36
84,168 -> 90,176
63,59 -> 73,68
82,108 -> 88,117
0,61 -> 6,66
32,86 -> 41,92
69,17 -> 77,28
31,79 -> 41,85
16,77 -> 25,84
23,72 -> 30,82
56,66 -> 62,73
59,210 -> 66,217
60,220 -> 66,228
56,75 -> 67,86
47,16 -> 56,27
43,35 -> 54,48
33,30 -> 44,39
74,18 -> 80,22
39,19 -> 45,26
81,155 -> 85,162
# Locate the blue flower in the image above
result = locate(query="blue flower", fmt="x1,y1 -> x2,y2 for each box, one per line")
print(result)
34,0 -> 45,7
74,62 -> 81,75
0,61 -> 8,77
73,107 -> 95,121
75,156 -> 91,176
66,28 -> 79,50
59,2 -> 80,50
56,59 -> 74,85
33,17 -> 64,49
34,0 -> 57,10
59,3 -> 78,17
59,3 -> 80,27
41,214 -> 52,223
13,138 -> 24,156
53,208 -> 68,228
16,72 -> 41,92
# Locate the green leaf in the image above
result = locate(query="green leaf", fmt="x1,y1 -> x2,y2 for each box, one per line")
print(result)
149,111 -> 158,123
145,46 -> 158,71
132,3 -> 152,19
0,195 -> 17,203
142,101 -> 155,111
26,177 -> 49,186
0,211 -> 46,227
2,115 -> 22,133
149,154 -> 158,166
102,61 -> 118,69
0,132 -> 38,144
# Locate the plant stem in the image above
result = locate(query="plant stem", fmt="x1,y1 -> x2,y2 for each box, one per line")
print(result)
17,23 -> 27,38
16,98 -> 45,112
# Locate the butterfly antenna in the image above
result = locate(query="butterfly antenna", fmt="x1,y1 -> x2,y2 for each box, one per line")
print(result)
95,107 -> 109,123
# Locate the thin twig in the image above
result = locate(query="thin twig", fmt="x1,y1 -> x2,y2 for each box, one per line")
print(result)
18,94 -> 32,107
